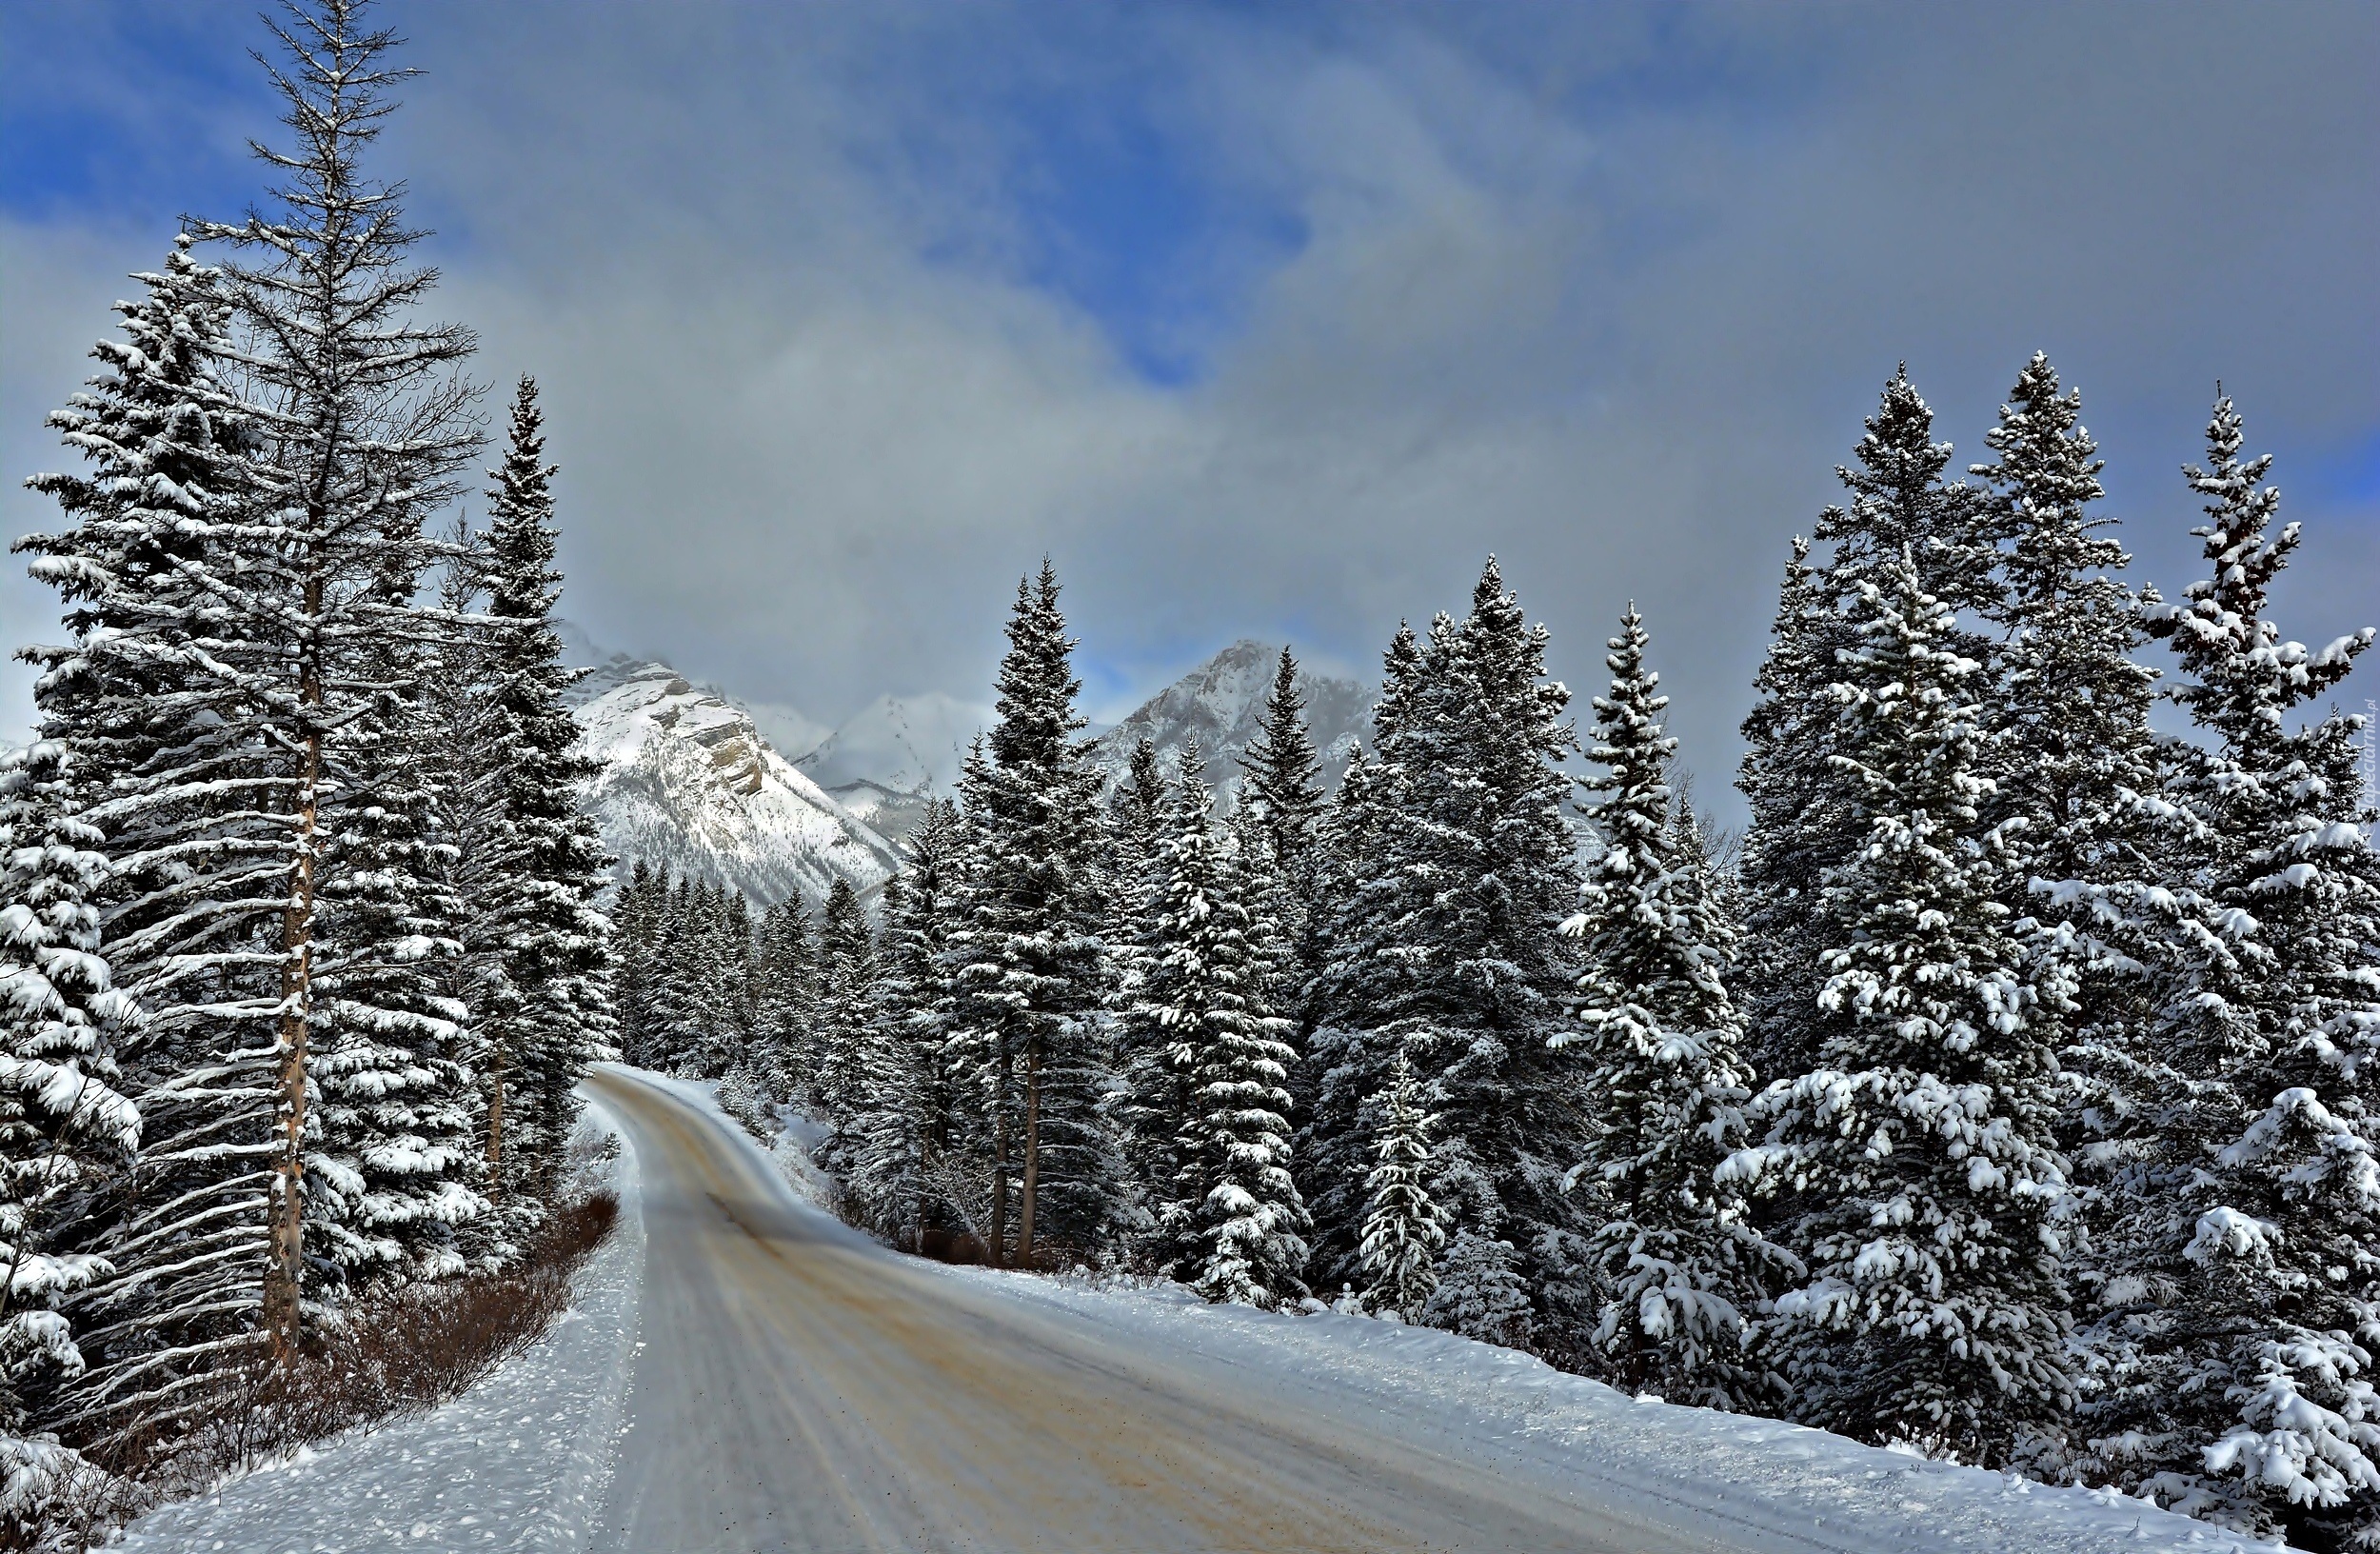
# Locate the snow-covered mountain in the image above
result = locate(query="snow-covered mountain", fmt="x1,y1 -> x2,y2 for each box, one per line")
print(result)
567,657 -> 900,906
821,776 -> 937,849
797,691 -> 988,794
794,691 -> 989,847
552,631 -> 1372,899
739,698 -> 834,768
1086,640 -> 1371,803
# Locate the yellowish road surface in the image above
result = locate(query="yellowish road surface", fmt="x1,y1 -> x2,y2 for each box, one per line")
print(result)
585,1067 -> 1771,1554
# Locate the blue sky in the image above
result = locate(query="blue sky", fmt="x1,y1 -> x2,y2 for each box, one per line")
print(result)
5,0 -> 2375,810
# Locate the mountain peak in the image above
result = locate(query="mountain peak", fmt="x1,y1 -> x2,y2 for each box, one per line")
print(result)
1086,642 -> 1371,801
570,658 -> 900,906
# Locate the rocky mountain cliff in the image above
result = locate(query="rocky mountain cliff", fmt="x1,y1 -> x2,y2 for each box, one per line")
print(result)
555,634 -> 1375,902
567,656 -> 901,905
1085,640 -> 1371,803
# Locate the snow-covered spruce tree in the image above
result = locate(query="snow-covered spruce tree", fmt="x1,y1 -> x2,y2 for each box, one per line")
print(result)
2068,398 -> 2380,1549
1971,354 -> 2161,906
305,588 -> 487,1292
937,738 -> 1014,1258
1239,648 -> 1325,1026
461,378 -> 611,1214
16,240 -> 291,1435
939,568 -> 1134,1265
1411,564 -> 1594,1354
644,880 -> 719,1079
1107,738 -> 1180,1225
1958,355 -> 2183,1453
1144,745 -> 1309,1307
1129,737 -> 1226,1269
1727,549 -> 2074,1466
1561,606 -> 1792,1408
1306,565 -> 1593,1353
1737,369 -> 1996,1082
1109,738 -> 1170,896
811,875 -> 876,1150
0,740 -> 141,1524
697,885 -> 748,1081
610,863 -> 664,1069
419,515 -> 506,1228
724,891 -> 761,1062
181,0 -> 482,1349
754,894 -> 816,1101
847,799 -> 963,1249
1735,537 -> 1853,1084
1358,1049 -> 1444,1323
21,1 -> 484,1410
1240,649 -> 1324,885
1228,799 -> 1299,1076
1299,626 -> 1428,1297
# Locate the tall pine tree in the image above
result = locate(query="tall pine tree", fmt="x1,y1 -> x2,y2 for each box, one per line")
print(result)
940,567 -> 1133,1265
1305,566 -> 1592,1352
848,800 -> 963,1250
1563,606 -> 1790,1407
462,378 -> 612,1217
1143,745 -> 1308,1307
1239,648 -> 1325,1028
19,237 -> 294,1430
1737,369 -> 1997,1081
1731,550 -> 2074,1465
2073,397 -> 2380,1547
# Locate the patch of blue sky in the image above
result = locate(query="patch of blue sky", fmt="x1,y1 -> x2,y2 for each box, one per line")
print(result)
2310,428 -> 2380,509
0,2 -> 269,226
1000,90 -> 1304,388
0,0 -> 475,257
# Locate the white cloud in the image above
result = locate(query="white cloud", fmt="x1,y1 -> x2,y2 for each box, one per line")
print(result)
5,0 -> 2372,816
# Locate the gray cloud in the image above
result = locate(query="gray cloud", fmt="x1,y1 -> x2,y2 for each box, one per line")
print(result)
5,1 -> 2373,823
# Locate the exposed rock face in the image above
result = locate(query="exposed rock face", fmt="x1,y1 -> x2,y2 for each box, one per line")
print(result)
554,635 -> 1376,898
1084,640 -> 1372,804
568,658 -> 900,906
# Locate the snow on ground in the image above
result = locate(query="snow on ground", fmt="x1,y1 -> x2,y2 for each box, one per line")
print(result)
939,1261 -> 2288,1554
105,1076 -> 2293,1553
110,1105 -> 646,1554
632,1074 -> 2291,1553
637,1072 -> 838,1208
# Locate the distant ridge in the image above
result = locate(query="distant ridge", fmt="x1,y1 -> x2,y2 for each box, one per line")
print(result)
567,656 -> 900,905
1085,639 -> 1371,804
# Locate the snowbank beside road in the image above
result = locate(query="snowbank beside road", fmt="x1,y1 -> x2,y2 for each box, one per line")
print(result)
634,1070 -> 838,1207
111,1102 -> 645,1554
942,1264 -> 2290,1554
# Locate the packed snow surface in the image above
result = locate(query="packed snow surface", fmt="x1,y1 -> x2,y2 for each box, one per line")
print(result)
120,1069 -> 2285,1552
112,1101 -> 646,1553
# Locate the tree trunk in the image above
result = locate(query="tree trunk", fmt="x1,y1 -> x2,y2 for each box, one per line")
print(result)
990,1047 -> 1011,1269
264,687 -> 324,1359
1018,1049 -> 1042,1267
485,1046 -> 506,1203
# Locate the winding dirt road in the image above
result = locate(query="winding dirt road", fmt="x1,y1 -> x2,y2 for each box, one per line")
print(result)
585,1067 -> 1782,1554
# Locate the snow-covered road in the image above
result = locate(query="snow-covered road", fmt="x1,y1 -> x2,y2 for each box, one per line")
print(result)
587,1066 -> 1736,1553
122,1068 -> 2271,1553
585,1068 -> 2267,1554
